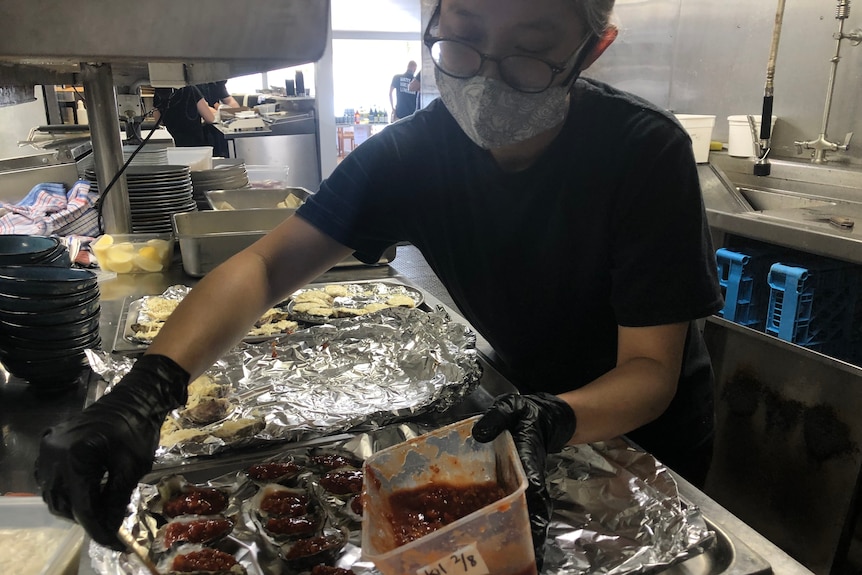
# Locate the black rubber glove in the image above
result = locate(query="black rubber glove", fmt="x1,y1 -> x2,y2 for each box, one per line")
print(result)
472,392 -> 576,571
36,354 -> 189,550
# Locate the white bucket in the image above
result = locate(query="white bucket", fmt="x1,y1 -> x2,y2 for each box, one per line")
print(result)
674,114 -> 716,163
728,115 -> 777,157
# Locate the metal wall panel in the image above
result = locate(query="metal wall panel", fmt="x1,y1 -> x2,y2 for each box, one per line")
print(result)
589,0 -> 862,166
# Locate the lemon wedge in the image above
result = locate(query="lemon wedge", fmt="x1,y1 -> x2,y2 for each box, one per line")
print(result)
105,244 -> 134,273
133,252 -> 165,272
92,234 -> 114,264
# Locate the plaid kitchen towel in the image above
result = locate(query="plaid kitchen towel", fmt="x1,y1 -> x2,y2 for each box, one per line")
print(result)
0,180 -> 99,236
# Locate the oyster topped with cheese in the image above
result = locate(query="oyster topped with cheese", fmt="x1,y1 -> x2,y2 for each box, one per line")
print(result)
128,292 -> 297,344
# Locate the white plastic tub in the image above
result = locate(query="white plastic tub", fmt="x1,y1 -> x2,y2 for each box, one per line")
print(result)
728,115 -> 777,157
674,114 -> 716,163
0,496 -> 85,575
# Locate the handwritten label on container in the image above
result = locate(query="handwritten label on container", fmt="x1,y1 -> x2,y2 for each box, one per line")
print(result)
416,544 -> 490,575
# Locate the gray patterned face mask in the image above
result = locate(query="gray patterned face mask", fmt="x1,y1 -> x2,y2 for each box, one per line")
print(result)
436,66 -> 571,149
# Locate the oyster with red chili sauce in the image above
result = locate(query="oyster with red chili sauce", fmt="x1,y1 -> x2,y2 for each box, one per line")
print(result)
157,544 -> 247,575
307,449 -> 361,472
279,527 -> 348,574
245,459 -> 303,486
153,515 -> 235,553
251,483 -> 312,518
249,483 -> 326,542
318,467 -> 363,497
157,476 -> 231,519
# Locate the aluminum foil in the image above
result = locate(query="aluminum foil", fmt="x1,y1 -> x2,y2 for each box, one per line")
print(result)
87,306 -> 482,466
88,426 -> 713,575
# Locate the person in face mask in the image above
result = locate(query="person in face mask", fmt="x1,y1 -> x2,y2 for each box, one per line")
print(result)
36,0 -> 722,570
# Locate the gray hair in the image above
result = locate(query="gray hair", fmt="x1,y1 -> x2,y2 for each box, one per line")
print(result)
575,0 -> 615,36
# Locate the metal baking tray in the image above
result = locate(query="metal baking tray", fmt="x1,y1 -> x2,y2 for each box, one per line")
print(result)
205,187 -> 311,210
112,295 -> 294,354
172,209 -> 396,277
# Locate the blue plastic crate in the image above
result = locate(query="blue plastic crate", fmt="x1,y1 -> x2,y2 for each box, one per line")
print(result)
715,247 -> 775,330
766,260 -> 861,358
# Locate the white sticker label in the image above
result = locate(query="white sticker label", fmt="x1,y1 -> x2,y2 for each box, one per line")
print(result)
416,543 -> 490,575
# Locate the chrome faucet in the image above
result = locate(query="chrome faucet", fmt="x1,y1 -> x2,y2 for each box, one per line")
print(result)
794,0 -> 858,163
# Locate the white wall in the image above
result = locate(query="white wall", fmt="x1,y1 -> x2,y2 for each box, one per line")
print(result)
0,87 -> 47,160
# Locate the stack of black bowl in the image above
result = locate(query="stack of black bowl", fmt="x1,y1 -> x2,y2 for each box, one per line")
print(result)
0,266 -> 100,390
0,234 -> 72,267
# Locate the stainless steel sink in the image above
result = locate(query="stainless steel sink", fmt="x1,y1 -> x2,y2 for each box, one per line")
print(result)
665,519 -> 770,575
738,187 -> 836,211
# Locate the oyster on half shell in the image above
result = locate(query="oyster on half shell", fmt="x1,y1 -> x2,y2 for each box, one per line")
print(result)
157,544 -> 247,575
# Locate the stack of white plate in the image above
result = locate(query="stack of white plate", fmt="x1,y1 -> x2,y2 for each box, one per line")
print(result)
190,160 -> 250,210
123,145 -> 168,166
86,165 -> 196,233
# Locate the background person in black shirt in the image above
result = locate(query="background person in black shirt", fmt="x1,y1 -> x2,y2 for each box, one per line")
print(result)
153,81 -> 237,157
389,60 -> 418,121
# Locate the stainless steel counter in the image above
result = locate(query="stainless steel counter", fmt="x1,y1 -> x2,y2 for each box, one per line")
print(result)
1,246 -> 814,575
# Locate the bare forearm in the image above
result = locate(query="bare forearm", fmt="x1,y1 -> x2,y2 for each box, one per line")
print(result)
146,251 -> 275,377
559,357 -> 678,445
147,217 -> 353,378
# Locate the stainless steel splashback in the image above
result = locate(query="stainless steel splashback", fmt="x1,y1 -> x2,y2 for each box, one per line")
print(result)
583,0 -> 862,166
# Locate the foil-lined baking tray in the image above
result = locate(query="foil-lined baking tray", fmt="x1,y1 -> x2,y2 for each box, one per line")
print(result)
115,285 -> 296,354
88,426 -> 714,575
90,305 -> 481,467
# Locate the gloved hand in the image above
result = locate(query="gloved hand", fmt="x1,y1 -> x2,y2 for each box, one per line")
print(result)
36,354 -> 189,550
472,392 -> 576,570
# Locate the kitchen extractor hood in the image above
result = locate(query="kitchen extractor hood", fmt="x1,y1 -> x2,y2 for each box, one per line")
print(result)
0,0 -> 330,86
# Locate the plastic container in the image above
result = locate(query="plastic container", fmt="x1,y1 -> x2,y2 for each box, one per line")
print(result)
674,114 -> 716,163
91,233 -> 174,274
728,115 -> 777,157
766,258 -> 861,358
0,496 -> 85,575
716,246 -> 779,330
166,146 -> 213,171
361,417 -> 536,575
245,165 -> 290,188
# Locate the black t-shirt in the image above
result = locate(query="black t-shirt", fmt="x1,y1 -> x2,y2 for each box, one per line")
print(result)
153,85 -> 208,147
297,78 -> 724,461
198,81 -> 231,107
390,73 -> 417,118
154,82 -> 230,155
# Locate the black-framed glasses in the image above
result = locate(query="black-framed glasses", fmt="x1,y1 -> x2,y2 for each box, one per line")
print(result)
422,2 -> 594,94
426,38 -> 583,94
